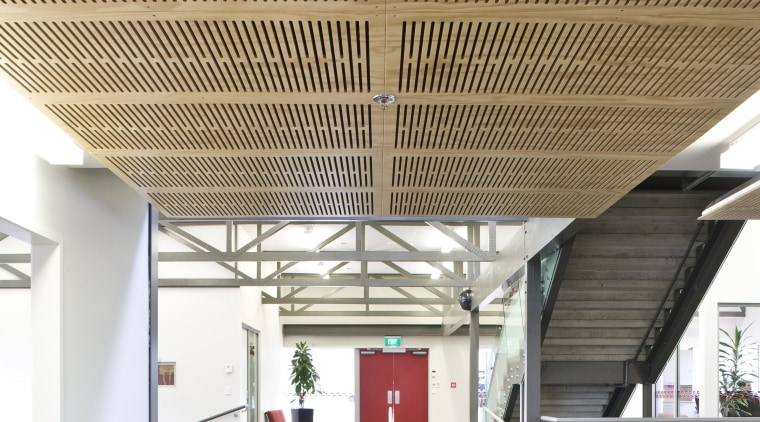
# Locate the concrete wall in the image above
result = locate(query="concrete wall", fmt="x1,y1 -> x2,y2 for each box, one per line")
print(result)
0,149 -> 150,422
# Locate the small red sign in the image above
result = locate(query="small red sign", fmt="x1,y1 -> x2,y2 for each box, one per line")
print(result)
451,382 -> 456,388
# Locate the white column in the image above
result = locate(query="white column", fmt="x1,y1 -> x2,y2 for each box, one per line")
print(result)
698,298 -> 719,416
31,242 -> 63,422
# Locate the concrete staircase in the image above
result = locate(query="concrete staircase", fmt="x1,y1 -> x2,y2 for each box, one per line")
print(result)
539,189 -> 742,418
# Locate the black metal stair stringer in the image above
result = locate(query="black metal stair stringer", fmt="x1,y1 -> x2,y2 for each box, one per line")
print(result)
604,220 -> 746,416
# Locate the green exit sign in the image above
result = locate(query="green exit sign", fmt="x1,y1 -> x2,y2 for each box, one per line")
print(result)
384,336 -> 402,347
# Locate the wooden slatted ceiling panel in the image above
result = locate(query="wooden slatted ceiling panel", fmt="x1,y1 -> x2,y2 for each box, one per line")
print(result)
0,19 -> 372,94
393,105 -> 720,153
104,156 -> 373,189
389,191 -> 616,217
0,1 -> 759,218
47,103 -> 374,151
704,191 -> 760,220
701,178 -> 760,220
394,21 -> 759,98
150,191 -> 374,217
392,156 -> 654,190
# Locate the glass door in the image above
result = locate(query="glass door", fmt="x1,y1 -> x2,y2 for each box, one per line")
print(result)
246,328 -> 259,422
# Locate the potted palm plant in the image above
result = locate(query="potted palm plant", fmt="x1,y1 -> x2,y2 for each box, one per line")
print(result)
719,324 -> 757,416
289,341 -> 320,422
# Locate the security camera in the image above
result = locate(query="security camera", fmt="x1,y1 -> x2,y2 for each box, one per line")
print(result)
458,289 -> 473,311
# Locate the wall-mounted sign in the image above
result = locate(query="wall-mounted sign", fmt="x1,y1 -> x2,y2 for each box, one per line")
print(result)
384,336 -> 402,347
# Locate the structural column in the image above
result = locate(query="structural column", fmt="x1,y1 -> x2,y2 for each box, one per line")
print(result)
31,242 -> 63,422
149,206 -> 159,422
643,384 -> 653,417
524,258 -> 542,422
470,307 -> 480,422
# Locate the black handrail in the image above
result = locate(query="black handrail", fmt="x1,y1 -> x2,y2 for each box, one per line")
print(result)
197,404 -> 246,422
633,220 -> 705,361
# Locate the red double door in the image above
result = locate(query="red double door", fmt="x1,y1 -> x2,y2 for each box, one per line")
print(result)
359,349 -> 428,422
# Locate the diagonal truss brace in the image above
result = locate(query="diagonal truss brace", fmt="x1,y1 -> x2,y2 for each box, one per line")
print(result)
154,220 -> 511,316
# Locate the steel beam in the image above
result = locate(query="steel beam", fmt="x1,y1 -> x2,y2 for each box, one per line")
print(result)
427,221 -> 491,260
541,361 -> 650,385
442,218 -> 574,336
282,324 -> 502,337
232,221 -> 289,256
278,309 -> 505,317
155,219 -> 510,314
161,222 -> 222,254
1,263 -> 30,281
646,220 -> 745,378
0,254 -> 30,264
278,310 -> 446,317
159,250 -> 488,262
392,287 -> 445,314
159,277 -> 469,287
262,297 -> 456,305
0,280 -> 31,288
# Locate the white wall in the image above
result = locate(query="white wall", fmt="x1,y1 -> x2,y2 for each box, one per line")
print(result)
0,150 -> 150,422
282,334 -> 478,422
240,286 -> 284,418
158,286 -> 285,422
158,288 -> 244,422
697,220 -> 760,416
0,289 -> 32,422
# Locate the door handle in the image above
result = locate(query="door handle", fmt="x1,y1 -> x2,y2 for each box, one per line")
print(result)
387,390 -> 392,404
395,390 -> 400,404
388,405 -> 394,422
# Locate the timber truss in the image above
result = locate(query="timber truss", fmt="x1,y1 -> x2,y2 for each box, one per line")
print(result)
158,220 -> 520,319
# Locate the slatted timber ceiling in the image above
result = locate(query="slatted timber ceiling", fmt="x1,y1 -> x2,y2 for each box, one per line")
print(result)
1,1 -> 759,218
701,177 -> 760,220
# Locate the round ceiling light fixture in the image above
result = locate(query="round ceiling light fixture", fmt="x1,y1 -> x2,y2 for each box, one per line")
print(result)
372,94 -> 396,110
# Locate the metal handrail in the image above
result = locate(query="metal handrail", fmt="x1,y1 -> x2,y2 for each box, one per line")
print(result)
484,406 -> 506,422
197,404 -> 246,422
633,220 -> 706,361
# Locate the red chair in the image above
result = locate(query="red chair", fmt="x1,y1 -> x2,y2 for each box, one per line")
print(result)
264,409 -> 286,422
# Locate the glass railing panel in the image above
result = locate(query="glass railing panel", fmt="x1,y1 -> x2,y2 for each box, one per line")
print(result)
540,248 -> 561,309
485,274 -> 527,421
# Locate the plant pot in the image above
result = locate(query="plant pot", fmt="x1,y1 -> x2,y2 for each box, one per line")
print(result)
291,408 -> 314,422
